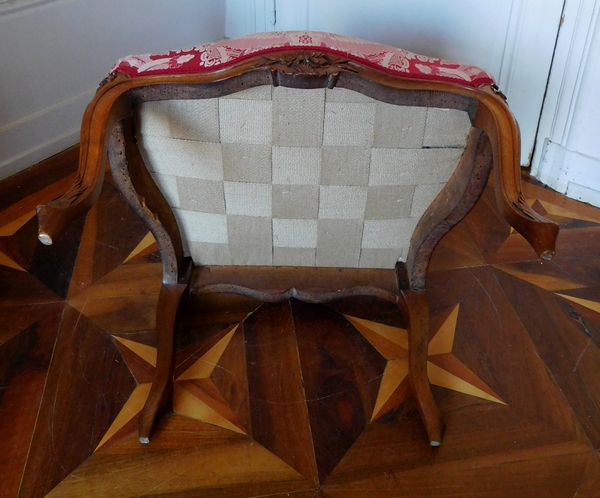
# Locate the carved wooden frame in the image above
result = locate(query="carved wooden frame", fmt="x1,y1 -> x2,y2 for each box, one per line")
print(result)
36,51 -> 559,447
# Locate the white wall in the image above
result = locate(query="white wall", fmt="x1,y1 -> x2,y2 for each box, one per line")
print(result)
532,0 -> 600,206
226,0 -> 564,167
0,0 -> 225,180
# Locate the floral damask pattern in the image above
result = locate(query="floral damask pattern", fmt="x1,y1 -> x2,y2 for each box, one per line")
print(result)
111,31 -> 495,88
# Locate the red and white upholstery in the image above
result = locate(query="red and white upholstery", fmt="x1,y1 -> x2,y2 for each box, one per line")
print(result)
112,31 -> 495,88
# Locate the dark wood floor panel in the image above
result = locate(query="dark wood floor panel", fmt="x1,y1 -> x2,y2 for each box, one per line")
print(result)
209,323 -> 252,434
493,268 -> 600,449
292,300 -> 386,483
66,181 -> 156,301
27,214 -> 86,298
19,305 -> 136,498
176,292 -> 263,352
0,174 -> 77,231
429,220 -> 486,271
0,304 -> 64,498
578,451 -> 600,497
2,151 -> 600,496
428,266 -> 589,445
0,146 -> 78,213
67,262 -> 162,334
325,295 -> 405,328
0,265 -> 61,307
0,216 -> 39,273
323,444 -> 592,497
245,301 -> 319,485
46,416 -> 315,498
0,303 -> 61,344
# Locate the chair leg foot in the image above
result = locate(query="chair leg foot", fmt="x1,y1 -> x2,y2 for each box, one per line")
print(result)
414,384 -> 445,446
399,289 -> 445,446
138,377 -> 174,443
137,282 -> 188,443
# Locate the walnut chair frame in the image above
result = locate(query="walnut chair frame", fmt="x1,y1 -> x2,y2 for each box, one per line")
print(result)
36,49 -> 558,447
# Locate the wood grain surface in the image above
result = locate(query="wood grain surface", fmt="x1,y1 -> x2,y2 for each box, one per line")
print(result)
1,150 -> 599,496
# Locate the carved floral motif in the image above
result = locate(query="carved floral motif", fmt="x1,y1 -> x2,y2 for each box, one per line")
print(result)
261,51 -> 357,75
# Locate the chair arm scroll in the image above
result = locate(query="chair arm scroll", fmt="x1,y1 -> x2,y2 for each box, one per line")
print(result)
475,88 -> 559,260
36,75 -> 133,245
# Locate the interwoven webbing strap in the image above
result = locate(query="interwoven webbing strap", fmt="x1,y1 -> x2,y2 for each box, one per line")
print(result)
136,86 -> 471,268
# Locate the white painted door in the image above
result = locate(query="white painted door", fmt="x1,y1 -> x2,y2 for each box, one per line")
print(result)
226,0 -> 565,166
531,0 -> 600,207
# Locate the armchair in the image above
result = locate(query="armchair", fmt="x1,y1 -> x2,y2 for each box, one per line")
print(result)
36,31 -> 558,447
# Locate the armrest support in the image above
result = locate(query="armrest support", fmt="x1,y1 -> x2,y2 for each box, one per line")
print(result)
37,76 -> 132,245
475,86 -> 558,260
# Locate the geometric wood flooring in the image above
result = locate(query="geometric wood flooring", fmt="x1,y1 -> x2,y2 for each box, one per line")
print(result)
1,147 -> 600,497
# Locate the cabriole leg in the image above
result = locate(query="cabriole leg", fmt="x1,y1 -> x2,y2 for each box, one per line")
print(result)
399,289 -> 444,446
138,282 -> 188,443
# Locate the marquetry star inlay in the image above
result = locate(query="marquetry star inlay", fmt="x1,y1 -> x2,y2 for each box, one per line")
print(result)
96,324 -> 246,451
98,302 -> 505,452
346,304 -> 505,421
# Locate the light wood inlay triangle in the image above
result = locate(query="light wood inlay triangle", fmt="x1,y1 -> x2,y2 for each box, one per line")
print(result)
173,383 -> 246,434
495,265 -> 585,291
346,315 -> 407,359
0,210 -> 36,236
113,336 -> 157,367
371,358 -> 409,421
0,251 -> 25,271
344,315 -> 407,349
427,361 -> 505,404
428,304 -> 459,355
95,383 -> 152,451
123,232 -> 158,263
177,325 -> 238,380
540,200 -> 600,224
557,293 -> 600,314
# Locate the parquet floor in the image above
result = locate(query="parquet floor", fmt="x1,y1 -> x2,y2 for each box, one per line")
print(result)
1,147 -> 600,497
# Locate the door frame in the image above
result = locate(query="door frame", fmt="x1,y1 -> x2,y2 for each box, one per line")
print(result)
530,0 -> 600,186
227,0 -> 564,166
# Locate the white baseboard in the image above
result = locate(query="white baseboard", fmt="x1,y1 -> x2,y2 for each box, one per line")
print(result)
535,140 -> 600,207
0,88 -> 94,181
565,181 -> 600,206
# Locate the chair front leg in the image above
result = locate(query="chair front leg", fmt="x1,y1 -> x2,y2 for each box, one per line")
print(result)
107,118 -> 189,443
399,289 -> 444,446
138,282 -> 188,443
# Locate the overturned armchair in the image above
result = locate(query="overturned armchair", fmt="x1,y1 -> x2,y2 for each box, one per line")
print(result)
36,31 -> 558,447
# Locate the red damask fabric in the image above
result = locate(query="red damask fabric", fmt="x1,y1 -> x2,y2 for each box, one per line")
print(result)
111,31 -> 495,88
